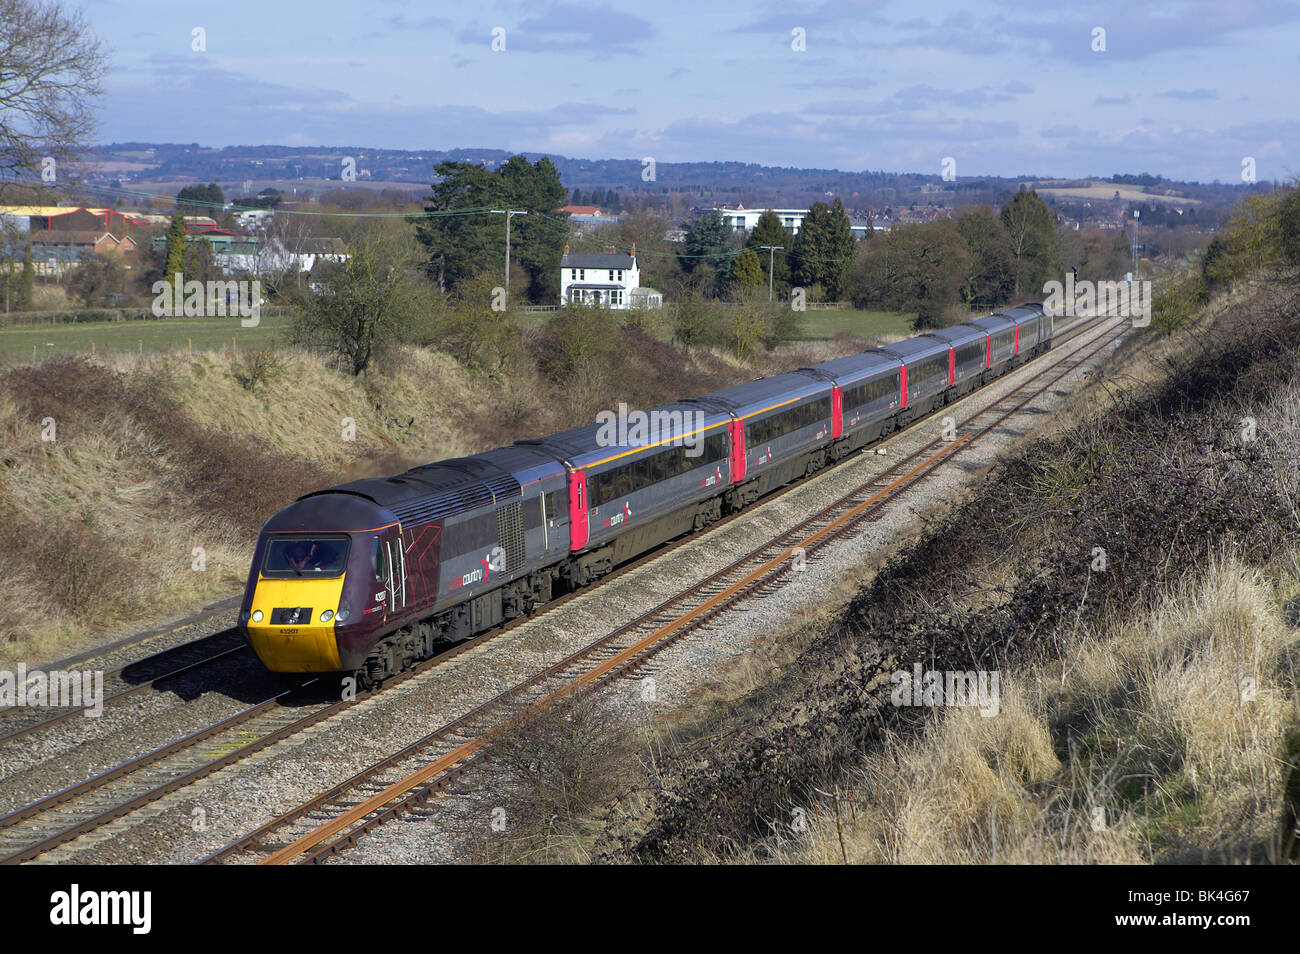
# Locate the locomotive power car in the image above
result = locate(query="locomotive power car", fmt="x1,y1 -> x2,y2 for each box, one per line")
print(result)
240,303 -> 1055,683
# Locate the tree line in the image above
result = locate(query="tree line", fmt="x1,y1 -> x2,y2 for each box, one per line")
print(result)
663,189 -> 1128,328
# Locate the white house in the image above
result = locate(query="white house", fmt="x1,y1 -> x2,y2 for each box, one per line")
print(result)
710,205 -> 882,240
218,236 -> 348,275
560,246 -> 660,309
709,206 -> 810,234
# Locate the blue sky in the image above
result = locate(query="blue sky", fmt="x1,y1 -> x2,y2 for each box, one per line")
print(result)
85,0 -> 1298,182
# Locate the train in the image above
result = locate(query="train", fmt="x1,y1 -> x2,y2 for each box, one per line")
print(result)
239,302 -> 1055,683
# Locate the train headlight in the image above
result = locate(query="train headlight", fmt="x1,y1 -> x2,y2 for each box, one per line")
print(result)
336,609 -> 350,623
320,610 -> 334,622
251,610 -> 263,623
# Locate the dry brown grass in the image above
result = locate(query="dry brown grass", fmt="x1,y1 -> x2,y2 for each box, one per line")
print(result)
777,555 -> 1299,864
29,284 -> 70,311
455,695 -> 640,864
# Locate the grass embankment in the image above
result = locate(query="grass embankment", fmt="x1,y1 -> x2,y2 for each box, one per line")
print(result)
777,553 -> 1300,864
459,282 -> 1300,864
0,327 -> 870,665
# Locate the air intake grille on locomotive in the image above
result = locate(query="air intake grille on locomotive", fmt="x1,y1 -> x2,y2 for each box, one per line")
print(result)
496,502 -> 525,572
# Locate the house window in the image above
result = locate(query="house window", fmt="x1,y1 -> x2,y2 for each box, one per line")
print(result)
609,269 -> 615,281
578,268 -> 586,280
612,290 -> 623,306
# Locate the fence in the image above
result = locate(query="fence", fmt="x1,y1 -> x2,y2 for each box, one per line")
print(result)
711,299 -> 853,309
0,305 -> 295,328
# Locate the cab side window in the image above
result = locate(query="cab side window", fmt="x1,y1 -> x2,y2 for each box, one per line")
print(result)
371,536 -> 387,582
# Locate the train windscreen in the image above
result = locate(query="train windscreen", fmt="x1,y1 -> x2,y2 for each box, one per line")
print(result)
262,535 -> 351,578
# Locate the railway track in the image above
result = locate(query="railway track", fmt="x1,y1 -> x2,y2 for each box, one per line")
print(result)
202,311 -> 1130,865
0,476 -> 831,863
0,628 -> 250,746
0,622 -> 533,865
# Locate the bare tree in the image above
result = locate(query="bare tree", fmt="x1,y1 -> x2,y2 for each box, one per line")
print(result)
290,222 -> 427,377
259,211 -> 322,293
0,0 -> 105,194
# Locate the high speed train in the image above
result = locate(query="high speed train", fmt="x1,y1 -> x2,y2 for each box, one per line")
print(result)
240,303 -> 1053,683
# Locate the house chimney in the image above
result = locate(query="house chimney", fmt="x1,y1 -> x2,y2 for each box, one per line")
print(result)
564,241 -> 569,255
605,245 -> 615,254
630,243 -> 636,258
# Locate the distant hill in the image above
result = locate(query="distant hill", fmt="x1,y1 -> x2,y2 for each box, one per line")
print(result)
77,142 -> 1265,218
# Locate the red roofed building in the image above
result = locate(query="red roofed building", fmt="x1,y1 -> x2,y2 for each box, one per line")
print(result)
561,205 -> 606,216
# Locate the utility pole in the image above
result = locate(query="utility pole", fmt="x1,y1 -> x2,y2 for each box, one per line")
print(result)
1131,209 -> 1140,281
489,209 -> 528,297
759,245 -> 784,302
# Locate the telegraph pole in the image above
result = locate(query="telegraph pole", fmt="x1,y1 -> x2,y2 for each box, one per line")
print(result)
489,209 -> 528,296
759,245 -> 784,302
1130,209 -> 1140,281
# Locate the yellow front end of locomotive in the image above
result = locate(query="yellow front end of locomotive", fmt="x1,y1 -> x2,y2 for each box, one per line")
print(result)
244,575 -> 345,672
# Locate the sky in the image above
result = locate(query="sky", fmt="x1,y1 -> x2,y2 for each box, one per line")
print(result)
82,0 -> 1299,183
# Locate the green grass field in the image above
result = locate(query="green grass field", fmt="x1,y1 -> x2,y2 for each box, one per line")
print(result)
0,313 -> 292,363
0,306 -> 916,365
791,309 -> 916,341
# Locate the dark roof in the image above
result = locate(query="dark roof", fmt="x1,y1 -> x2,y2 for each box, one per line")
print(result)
301,238 -> 347,254
997,303 -> 1046,324
874,336 -> 948,362
518,401 -> 732,468
26,230 -> 112,245
927,325 -> 986,347
966,315 -> 1015,333
303,455 -> 522,527
3,244 -> 89,263
804,351 -> 900,383
561,252 -> 634,269
686,371 -> 829,417
263,493 -> 388,533
307,257 -> 346,279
